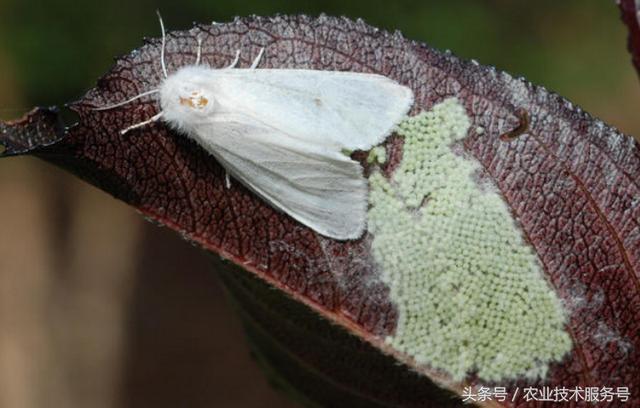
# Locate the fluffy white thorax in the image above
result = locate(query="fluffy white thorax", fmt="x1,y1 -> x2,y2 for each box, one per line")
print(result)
160,65 -> 218,133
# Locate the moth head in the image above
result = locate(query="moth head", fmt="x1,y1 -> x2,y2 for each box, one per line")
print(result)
159,66 -> 216,128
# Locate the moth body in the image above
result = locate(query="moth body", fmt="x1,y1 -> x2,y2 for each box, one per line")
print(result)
155,64 -> 413,240
98,15 -> 414,240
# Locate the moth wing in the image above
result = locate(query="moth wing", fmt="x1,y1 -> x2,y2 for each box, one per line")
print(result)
209,69 -> 414,150
193,119 -> 368,240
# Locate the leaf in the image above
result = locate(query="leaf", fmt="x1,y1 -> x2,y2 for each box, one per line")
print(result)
1,14 -> 639,407
619,0 -> 640,78
0,107 -> 64,156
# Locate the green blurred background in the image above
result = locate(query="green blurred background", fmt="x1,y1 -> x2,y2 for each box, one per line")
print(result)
0,1 -> 637,408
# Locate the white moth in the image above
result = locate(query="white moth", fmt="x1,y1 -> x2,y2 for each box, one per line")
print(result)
96,14 -> 414,240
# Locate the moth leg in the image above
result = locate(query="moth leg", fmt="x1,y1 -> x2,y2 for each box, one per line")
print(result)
225,50 -> 241,69
225,172 -> 232,189
195,37 -> 203,65
250,48 -> 265,69
120,111 -> 164,135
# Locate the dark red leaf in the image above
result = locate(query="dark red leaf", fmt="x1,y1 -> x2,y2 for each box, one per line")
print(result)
0,107 -> 64,156
619,0 -> 640,78
1,14 -> 639,407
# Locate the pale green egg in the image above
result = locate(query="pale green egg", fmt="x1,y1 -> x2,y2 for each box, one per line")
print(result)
368,98 -> 571,382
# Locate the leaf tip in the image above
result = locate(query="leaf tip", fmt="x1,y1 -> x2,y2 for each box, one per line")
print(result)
0,106 -> 65,157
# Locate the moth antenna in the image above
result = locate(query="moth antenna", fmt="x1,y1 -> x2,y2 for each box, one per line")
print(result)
92,89 -> 160,111
120,111 -> 164,135
225,50 -> 241,69
156,10 -> 168,79
195,37 -> 203,65
250,48 -> 265,69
